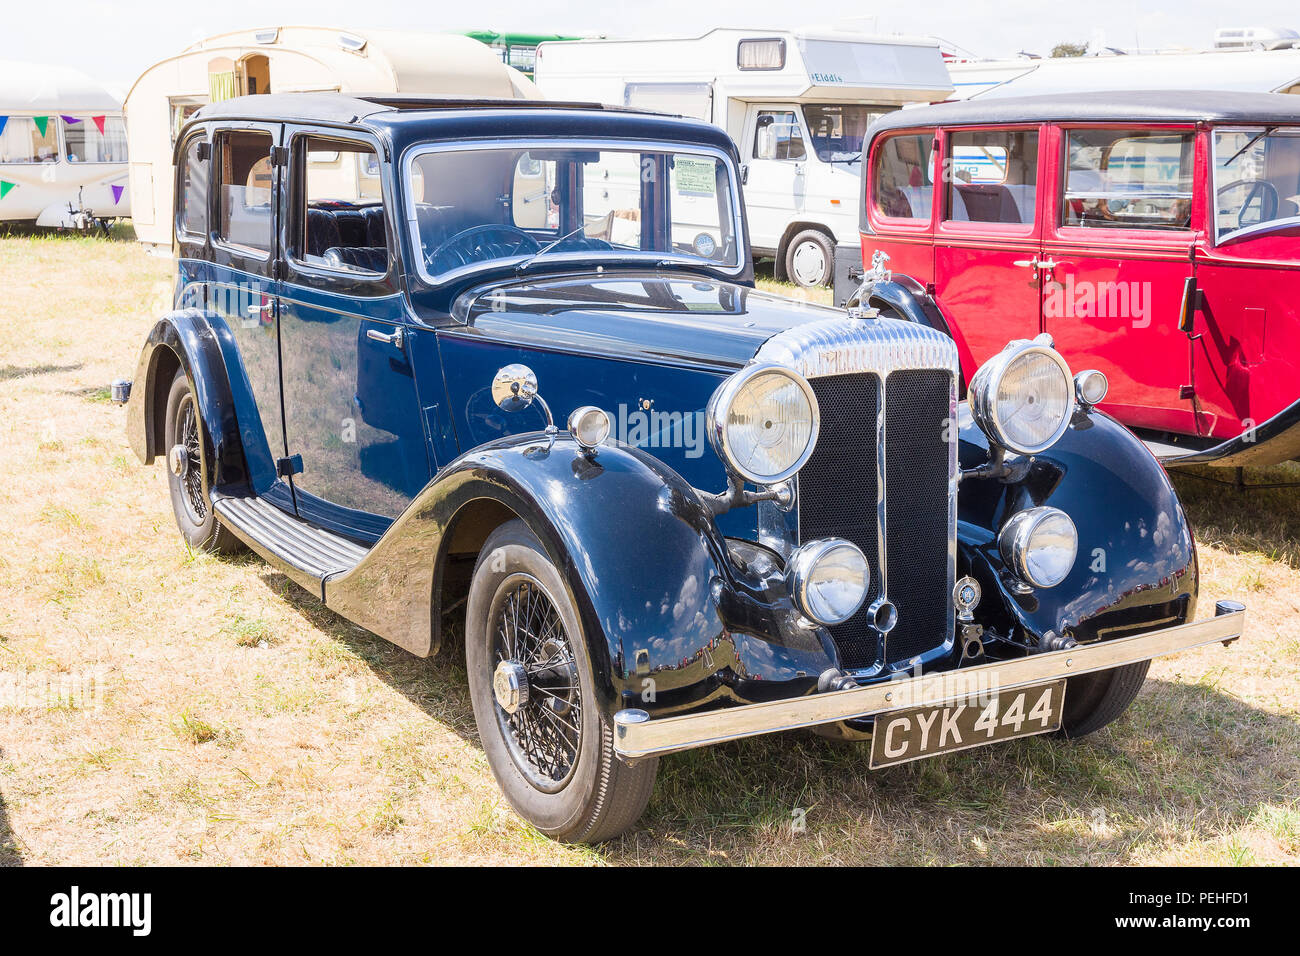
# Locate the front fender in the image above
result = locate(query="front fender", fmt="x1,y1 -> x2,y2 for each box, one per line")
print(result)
323,433 -> 839,716
956,405 -> 1198,648
125,309 -> 252,495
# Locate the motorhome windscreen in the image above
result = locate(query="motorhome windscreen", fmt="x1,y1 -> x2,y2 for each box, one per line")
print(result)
407,145 -> 741,281
803,104 -> 889,163
1213,126 -> 1300,243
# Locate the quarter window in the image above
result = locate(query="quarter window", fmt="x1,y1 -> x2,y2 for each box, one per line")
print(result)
1062,129 -> 1194,230
178,135 -> 209,236
753,111 -> 806,161
215,130 -> 274,254
0,116 -> 59,164
946,129 -> 1039,225
872,132 -> 934,221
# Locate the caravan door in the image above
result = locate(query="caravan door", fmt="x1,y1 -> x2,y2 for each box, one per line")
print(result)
742,105 -> 808,254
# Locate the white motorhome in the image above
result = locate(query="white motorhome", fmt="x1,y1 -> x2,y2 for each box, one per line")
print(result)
125,26 -> 538,247
535,28 -> 953,287
949,46 -> 1300,100
0,60 -> 129,227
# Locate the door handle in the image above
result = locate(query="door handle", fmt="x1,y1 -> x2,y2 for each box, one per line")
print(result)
246,301 -> 273,315
366,326 -> 405,349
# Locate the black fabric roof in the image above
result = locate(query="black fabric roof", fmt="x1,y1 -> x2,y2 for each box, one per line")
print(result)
865,90 -> 1300,142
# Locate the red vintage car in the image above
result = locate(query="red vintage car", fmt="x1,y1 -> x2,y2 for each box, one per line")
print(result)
851,91 -> 1300,467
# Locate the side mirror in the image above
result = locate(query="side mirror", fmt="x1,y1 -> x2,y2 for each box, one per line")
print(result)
1178,276 -> 1201,334
492,364 -> 555,429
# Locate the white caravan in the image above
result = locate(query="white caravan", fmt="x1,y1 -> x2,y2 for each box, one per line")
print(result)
535,29 -> 953,287
0,60 -> 129,227
125,27 -> 538,247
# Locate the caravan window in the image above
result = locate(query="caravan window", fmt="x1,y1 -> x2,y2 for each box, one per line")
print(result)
872,132 -> 935,221
62,116 -> 127,164
215,130 -> 275,255
753,111 -> 806,162
0,117 -> 59,164
945,129 -> 1039,225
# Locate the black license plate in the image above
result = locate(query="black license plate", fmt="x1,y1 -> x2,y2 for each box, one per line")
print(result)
869,679 -> 1066,768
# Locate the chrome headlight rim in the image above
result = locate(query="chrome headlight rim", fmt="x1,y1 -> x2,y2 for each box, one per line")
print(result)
1074,368 -> 1108,407
786,537 -> 870,626
566,405 -> 611,450
968,340 -> 1075,456
707,362 -> 820,485
998,506 -> 1079,589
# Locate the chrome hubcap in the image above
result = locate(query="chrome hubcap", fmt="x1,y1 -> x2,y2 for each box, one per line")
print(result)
493,659 -> 530,715
168,443 -> 188,478
792,240 -> 827,286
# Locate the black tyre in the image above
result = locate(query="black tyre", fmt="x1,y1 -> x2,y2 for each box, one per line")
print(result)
163,369 -> 242,554
784,228 -> 834,288
1058,660 -> 1151,739
465,520 -> 657,842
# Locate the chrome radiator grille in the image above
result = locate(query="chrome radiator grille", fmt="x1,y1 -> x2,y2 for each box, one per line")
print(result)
756,317 -> 959,672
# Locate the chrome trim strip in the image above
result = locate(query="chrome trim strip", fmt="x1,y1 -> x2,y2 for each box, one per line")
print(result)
613,610 -> 1245,759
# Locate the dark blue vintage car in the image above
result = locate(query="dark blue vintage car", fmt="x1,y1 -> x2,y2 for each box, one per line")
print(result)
121,93 -> 1245,842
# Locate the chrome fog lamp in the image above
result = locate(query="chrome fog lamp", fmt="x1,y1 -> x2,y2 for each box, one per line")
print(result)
999,506 -> 1078,589
707,363 -> 819,484
786,538 -> 870,626
968,339 -> 1074,455
567,405 -> 611,450
1074,369 -> 1108,407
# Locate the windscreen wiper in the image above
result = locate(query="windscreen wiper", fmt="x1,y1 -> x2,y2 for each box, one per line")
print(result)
515,224 -> 591,273
1223,126 -> 1277,167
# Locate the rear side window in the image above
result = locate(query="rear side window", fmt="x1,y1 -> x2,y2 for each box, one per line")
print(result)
872,132 -> 934,220
946,129 -> 1040,225
1062,129 -> 1194,230
178,135 -> 208,236
215,130 -> 274,254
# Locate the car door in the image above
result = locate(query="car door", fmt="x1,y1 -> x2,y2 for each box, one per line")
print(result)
276,129 -> 431,539
207,122 -> 288,498
742,105 -> 808,252
932,125 -> 1047,378
1042,124 -> 1197,436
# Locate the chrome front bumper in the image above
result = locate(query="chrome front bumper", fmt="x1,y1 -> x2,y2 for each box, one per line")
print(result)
613,606 -> 1246,759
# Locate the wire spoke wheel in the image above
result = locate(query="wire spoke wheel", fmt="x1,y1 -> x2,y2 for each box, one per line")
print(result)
490,573 -> 582,792
175,394 -> 207,523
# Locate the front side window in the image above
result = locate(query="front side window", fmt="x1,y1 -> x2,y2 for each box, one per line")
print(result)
1062,129 -> 1194,230
1213,126 -> 1300,242
215,130 -> 274,255
946,129 -> 1039,225
292,136 -> 388,276
407,144 -> 741,283
803,104 -> 889,163
753,111 -> 806,161
62,115 -> 127,163
0,116 -> 59,163
872,132 -> 934,221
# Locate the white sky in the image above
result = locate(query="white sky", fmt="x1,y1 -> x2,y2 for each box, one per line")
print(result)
1,0 -> 1297,90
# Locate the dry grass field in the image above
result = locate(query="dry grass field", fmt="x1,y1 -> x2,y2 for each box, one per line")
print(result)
0,231 -> 1297,866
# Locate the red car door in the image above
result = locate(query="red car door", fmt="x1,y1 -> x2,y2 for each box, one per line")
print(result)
933,124 -> 1047,379
1042,124 -> 1198,436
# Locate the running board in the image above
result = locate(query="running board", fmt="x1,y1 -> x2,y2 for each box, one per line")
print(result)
213,495 -> 369,598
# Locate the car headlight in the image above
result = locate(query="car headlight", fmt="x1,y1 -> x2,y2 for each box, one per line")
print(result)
999,506 -> 1078,588
968,339 -> 1074,455
707,363 -> 819,484
787,538 -> 870,625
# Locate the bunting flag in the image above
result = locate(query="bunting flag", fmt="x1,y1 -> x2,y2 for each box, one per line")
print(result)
0,116 -> 7,138
110,184 -> 124,205
62,115 -> 82,125
91,115 -> 105,136
33,115 -> 48,137
0,181 -> 15,200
